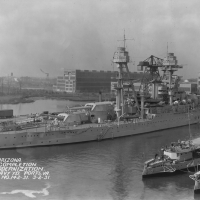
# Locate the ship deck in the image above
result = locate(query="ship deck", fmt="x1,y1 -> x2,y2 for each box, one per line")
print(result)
0,118 -> 151,135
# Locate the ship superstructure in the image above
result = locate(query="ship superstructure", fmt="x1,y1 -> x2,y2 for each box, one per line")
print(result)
0,36 -> 200,149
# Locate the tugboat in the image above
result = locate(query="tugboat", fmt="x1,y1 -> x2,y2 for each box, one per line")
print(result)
142,140 -> 200,178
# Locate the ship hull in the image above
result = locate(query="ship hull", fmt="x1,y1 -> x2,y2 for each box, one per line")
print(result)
142,158 -> 200,178
0,109 -> 200,149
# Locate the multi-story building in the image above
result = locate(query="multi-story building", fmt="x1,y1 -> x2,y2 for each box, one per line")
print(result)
179,82 -> 197,94
54,69 -> 144,93
76,70 -> 117,93
55,70 -> 76,92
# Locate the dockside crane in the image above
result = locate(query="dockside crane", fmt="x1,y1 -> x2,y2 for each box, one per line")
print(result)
138,53 -> 183,104
40,69 -> 50,90
137,55 -> 164,96
40,69 -> 49,78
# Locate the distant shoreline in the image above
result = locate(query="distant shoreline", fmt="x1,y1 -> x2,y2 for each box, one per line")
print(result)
0,96 -> 35,104
0,94 -> 111,104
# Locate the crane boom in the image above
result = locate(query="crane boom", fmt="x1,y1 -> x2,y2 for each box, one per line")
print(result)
40,69 -> 49,77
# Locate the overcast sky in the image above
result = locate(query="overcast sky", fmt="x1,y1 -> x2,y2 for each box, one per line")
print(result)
0,0 -> 199,78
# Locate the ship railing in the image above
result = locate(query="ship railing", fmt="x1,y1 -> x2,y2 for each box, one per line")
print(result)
0,117 -> 151,133
44,123 -> 85,132
172,104 -> 199,113
131,118 -> 149,123
189,174 -> 200,182
0,119 -> 70,133
0,121 -> 45,132
148,104 -> 198,114
97,127 -> 111,141
108,118 -> 149,126
161,164 -> 176,173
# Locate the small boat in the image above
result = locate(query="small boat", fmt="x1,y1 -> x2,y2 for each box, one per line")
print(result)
142,140 -> 200,178
189,171 -> 200,193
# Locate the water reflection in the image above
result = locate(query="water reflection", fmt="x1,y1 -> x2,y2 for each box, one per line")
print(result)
0,99 -> 87,115
111,162 -> 128,200
110,151 -> 130,200
143,174 -> 194,191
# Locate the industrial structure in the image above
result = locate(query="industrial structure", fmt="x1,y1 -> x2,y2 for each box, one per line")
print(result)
179,82 -> 197,94
55,70 -> 76,93
53,67 -> 198,95
198,72 -> 200,93
53,69 -> 144,93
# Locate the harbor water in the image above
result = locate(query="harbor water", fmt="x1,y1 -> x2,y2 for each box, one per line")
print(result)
0,99 -> 87,116
0,100 -> 200,200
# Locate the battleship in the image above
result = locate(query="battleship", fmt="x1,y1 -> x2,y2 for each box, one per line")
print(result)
0,36 -> 200,149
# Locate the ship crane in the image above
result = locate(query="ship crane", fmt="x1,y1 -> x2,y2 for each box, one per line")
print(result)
137,55 -> 163,98
40,69 -> 50,90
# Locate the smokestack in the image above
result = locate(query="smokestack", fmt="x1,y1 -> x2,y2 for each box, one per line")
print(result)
99,91 -> 102,102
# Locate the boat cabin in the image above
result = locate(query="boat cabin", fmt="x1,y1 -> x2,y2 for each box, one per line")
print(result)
164,141 -> 195,161
164,149 -> 193,161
